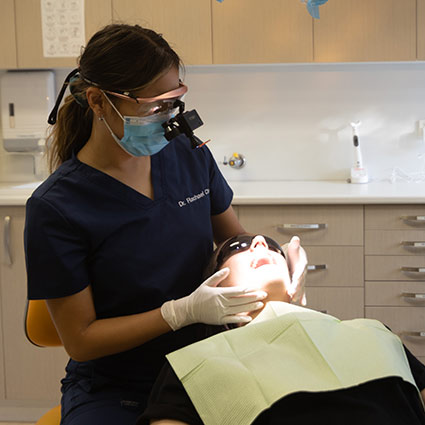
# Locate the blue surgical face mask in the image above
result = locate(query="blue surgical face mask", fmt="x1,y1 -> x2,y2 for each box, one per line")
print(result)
101,93 -> 174,157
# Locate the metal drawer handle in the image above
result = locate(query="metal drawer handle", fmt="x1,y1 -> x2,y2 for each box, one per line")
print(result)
402,292 -> 425,299
307,264 -> 327,271
403,331 -> 425,338
3,216 -> 12,266
401,241 -> 425,248
401,215 -> 425,223
276,223 -> 327,230
401,267 -> 425,273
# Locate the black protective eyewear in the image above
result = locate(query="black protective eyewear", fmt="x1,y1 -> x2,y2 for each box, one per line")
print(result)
217,235 -> 285,266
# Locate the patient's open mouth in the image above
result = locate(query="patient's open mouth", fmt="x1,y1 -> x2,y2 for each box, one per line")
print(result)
252,257 -> 275,269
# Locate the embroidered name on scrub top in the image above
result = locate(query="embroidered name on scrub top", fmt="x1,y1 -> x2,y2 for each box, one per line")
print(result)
167,302 -> 419,425
178,188 -> 210,207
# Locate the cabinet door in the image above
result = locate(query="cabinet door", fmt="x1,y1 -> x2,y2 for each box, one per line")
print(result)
306,287 -> 364,320
0,207 -> 68,402
314,0 -> 416,62
212,0 -> 313,64
112,0 -> 212,65
238,205 -> 363,246
365,205 -> 425,230
15,0 -> 112,69
418,0 -> 425,60
0,215 -> 5,400
0,0 -> 17,69
306,246 -> 364,287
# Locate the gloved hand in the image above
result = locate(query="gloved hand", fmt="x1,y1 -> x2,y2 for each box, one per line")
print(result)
161,268 -> 267,330
281,236 -> 308,306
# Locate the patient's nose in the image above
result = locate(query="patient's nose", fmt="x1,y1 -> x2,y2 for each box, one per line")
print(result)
250,235 -> 268,251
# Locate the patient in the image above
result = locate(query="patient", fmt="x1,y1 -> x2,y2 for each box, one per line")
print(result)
138,234 -> 425,425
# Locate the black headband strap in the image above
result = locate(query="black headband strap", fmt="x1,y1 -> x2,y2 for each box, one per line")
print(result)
47,68 -> 80,125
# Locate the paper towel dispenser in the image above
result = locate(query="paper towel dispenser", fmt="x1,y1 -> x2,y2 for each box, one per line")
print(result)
1,71 -> 55,152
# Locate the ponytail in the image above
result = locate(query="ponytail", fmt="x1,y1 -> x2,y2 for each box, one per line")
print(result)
47,93 -> 92,172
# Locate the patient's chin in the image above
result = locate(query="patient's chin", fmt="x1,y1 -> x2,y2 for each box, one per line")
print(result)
261,281 -> 290,303
254,266 -> 290,301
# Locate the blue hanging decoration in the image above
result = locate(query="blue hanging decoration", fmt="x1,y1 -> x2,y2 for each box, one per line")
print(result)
216,0 -> 225,2
302,0 -> 328,19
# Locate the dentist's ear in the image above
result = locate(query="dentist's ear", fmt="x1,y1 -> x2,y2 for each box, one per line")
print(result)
86,87 -> 107,117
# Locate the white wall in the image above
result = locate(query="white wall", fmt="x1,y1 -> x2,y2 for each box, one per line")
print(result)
1,62 -> 425,183
184,62 -> 425,182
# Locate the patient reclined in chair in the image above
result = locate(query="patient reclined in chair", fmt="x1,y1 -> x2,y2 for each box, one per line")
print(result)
138,235 -> 425,425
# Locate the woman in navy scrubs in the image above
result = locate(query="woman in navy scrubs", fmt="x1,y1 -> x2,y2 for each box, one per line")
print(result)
24,24 -> 306,424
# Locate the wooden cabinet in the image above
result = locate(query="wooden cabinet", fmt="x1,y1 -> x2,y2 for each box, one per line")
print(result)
306,246 -> 363,287
305,287 -> 364,319
418,0 -> 425,60
237,205 -> 363,246
15,0 -> 112,69
211,0 -> 313,64
314,0 -> 416,62
364,204 -> 425,362
0,207 -> 68,419
237,204 -> 364,320
237,202 -> 425,351
0,0 -> 17,69
112,0 -> 212,65
2,0 -> 425,69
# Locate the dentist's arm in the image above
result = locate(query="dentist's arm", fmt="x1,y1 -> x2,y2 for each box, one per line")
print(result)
47,269 -> 265,361
211,205 -> 245,244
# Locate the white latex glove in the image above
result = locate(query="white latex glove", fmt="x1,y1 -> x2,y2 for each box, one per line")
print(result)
281,236 -> 308,306
161,268 -> 267,331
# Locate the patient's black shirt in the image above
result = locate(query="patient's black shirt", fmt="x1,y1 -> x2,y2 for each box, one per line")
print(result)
138,326 -> 425,425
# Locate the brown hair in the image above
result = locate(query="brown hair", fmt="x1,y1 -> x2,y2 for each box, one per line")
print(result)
47,23 -> 182,172
202,233 -> 254,280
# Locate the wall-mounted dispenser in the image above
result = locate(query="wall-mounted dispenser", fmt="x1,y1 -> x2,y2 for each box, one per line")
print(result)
1,70 -> 55,153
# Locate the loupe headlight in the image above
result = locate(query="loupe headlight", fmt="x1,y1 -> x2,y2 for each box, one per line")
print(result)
162,100 -> 206,149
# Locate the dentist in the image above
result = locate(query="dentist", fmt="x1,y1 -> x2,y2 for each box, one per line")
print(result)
24,24 -> 306,424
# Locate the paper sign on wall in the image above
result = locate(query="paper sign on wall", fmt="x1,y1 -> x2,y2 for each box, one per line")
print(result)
41,0 -> 85,58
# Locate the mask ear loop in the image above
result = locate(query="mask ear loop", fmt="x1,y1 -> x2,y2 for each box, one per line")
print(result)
101,90 -> 125,121
47,68 -> 80,125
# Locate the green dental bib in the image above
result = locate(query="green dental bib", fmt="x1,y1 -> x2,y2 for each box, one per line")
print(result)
167,302 -> 418,425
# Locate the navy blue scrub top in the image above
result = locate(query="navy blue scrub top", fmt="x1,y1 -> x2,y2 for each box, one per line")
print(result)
24,135 -> 233,389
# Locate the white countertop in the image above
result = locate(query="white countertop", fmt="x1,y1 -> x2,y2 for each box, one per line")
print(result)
0,180 -> 424,206
230,180 -> 425,204
0,181 -> 42,206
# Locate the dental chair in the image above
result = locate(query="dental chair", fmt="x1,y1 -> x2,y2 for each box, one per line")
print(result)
25,299 -> 62,425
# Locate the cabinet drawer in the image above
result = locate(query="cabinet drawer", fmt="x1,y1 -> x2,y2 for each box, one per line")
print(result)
238,205 -> 363,245
365,307 -> 425,356
365,205 -> 425,230
365,281 -> 425,306
306,246 -> 364,287
306,287 -> 364,320
365,256 -> 425,281
365,230 -> 425,255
